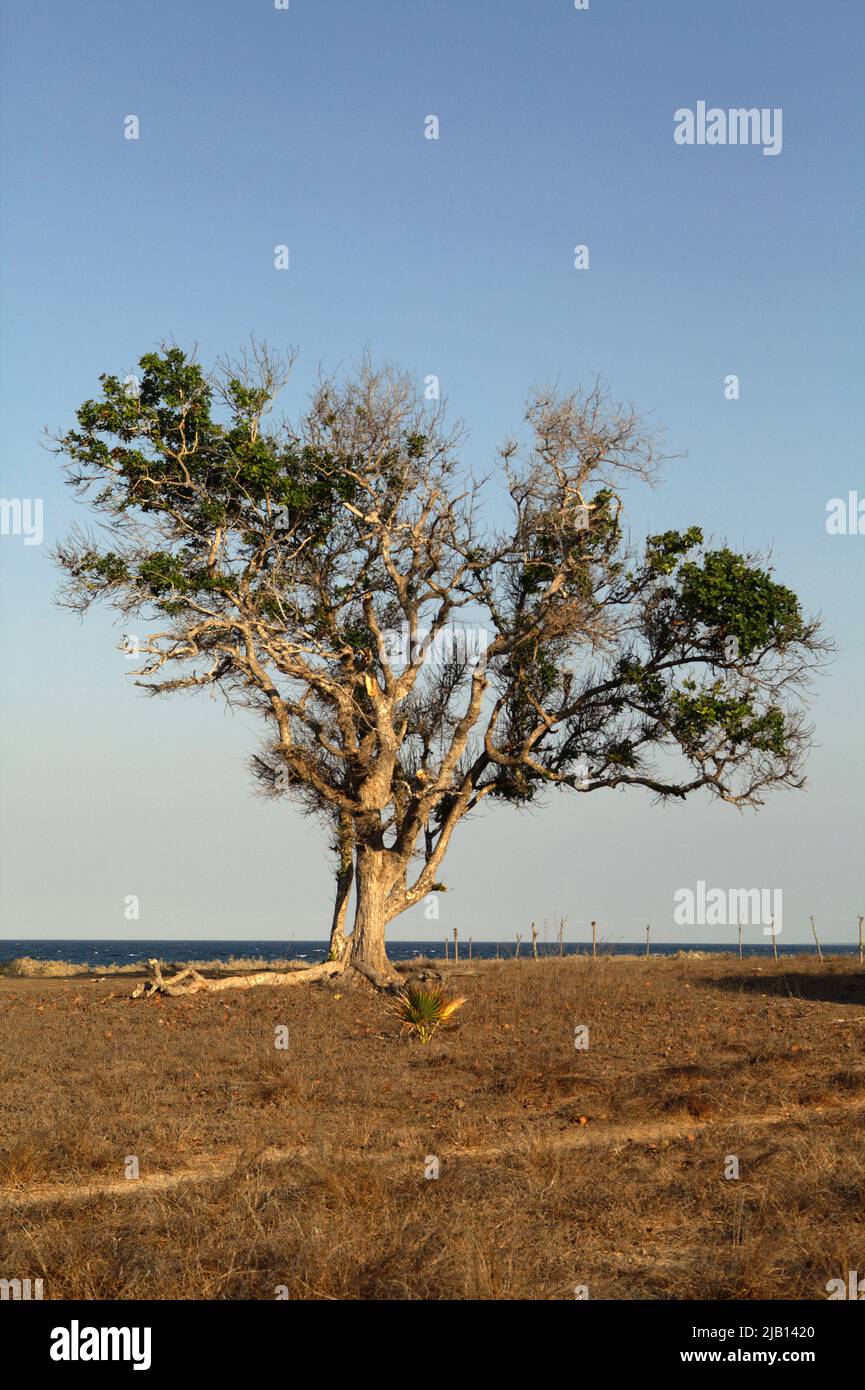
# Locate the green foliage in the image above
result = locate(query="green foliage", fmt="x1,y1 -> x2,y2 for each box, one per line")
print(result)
65,352 -> 351,531
645,526 -> 703,575
677,549 -> 804,657
389,986 -> 466,1043
52,345 -> 824,833
670,683 -> 787,756
55,349 -> 374,616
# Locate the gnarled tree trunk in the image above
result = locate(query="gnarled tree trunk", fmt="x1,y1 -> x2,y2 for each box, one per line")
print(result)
346,845 -> 401,987
325,810 -> 354,963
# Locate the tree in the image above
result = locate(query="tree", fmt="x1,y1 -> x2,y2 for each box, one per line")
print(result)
52,344 -> 828,989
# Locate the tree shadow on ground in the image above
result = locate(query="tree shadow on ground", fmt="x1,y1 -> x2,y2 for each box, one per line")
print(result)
702,971 -> 865,1006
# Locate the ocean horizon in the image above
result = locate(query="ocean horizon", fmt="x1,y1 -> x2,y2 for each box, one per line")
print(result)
0,937 -> 859,968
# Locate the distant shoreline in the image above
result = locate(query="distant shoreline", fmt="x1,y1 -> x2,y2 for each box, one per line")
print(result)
1,938 -> 861,977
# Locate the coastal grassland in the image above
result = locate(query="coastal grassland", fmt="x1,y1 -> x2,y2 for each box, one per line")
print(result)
0,955 -> 863,1300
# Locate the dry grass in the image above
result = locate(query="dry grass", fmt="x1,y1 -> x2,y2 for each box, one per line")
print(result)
1,955 -> 863,1299
0,955 -> 306,978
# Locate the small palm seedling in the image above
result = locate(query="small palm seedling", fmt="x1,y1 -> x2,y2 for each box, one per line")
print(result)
390,985 -> 466,1043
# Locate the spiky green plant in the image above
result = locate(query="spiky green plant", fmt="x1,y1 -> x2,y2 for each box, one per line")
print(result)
389,986 -> 465,1043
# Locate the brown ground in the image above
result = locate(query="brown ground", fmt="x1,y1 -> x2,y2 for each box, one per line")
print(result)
1,954 -> 863,1300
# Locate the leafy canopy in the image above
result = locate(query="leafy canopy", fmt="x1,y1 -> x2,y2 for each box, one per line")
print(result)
51,344 -> 828,925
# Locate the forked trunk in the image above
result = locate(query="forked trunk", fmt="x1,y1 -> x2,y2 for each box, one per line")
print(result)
325,817 -> 356,961
325,868 -> 352,962
347,846 -> 400,987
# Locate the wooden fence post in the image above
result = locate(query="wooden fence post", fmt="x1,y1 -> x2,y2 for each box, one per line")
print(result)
591,921 -> 597,959
809,915 -> 824,963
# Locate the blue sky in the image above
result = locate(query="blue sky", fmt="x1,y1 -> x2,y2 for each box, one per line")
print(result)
1,0 -> 863,944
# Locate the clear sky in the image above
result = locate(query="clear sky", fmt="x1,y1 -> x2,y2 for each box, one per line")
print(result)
1,0 -> 863,945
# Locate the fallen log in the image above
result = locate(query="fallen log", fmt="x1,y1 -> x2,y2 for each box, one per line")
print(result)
131,957 -> 345,998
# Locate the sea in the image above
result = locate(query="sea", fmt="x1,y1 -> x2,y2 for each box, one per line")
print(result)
0,938 -> 858,968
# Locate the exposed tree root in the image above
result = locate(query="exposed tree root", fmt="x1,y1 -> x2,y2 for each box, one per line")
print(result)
131,957 -> 346,998
130,955 -> 405,998
346,959 -> 404,992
